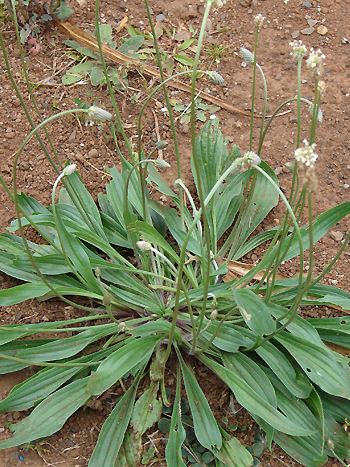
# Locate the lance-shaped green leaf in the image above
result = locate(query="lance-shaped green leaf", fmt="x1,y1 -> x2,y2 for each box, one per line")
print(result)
0,378 -> 90,449
0,325 -> 117,374
222,352 -> 277,407
87,336 -> 159,396
0,282 -> 51,306
178,352 -> 222,451
200,355 -> 316,437
273,431 -> 327,466
165,368 -> 186,467
0,346 -> 114,412
89,374 -> 141,467
274,332 -> 350,399
233,289 -> 276,336
131,383 -> 162,436
281,201 -> 350,262
215,431 -> 253,467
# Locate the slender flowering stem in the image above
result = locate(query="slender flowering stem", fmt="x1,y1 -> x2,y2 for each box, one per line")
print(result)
257,63 -> 268,152
94,0 -> 132,159
249,24 -> 260,150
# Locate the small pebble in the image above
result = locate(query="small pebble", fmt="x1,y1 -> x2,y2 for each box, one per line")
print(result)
307,18 -> 318,27
301,27 -> 314,35
317,25 -> 328,35
274,167 -> 283,175
156,13 -> 166,22
330,230 -> 344,242
344,183 -> 350,189
302,0 -> 312,7
291,30 -> 300,39
87,148 -> 98,159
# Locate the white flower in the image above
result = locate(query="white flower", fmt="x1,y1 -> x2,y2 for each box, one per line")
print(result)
62,163 -> 77,176
208,70 -> 225,85
174,178 -> 184,188
289,40 -> 307,61
240,47 -> 254,64
87,106 -> 112,122
137,240 -> 152,252
306,48 -> 325,76
317,80 -> 326,95
153,159 -> 171,169
244,151 -> 261,167
236,151 -> 261,172
254,14 -> 265,29
294,140 -> 318,167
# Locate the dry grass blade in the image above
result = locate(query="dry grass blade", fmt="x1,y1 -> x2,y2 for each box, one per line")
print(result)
219,259 -> 284,283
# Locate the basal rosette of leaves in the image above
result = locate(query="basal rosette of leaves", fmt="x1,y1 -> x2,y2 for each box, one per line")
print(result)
0,120 -> 349,466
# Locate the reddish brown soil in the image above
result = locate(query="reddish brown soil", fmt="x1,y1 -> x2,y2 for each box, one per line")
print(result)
0,0 -> 349,465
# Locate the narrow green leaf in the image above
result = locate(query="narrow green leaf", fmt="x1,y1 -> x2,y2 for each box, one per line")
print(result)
174,53 -> 195,66
274,332 -> 350,399
0,282 -> 50,306
222,352 -> 277,407
62,61 -> 94,85
0,347 -> 113,412
0,378 -> 89,449
0,325 -> 116,373
87,336 -> 159,396
215,432 -> 253,467
273,432 -> 327,466
282,202 -> 350,262
128,221 -> 180,262
118,35 -> 144,57
230,162 -> 279,258
89,375 -> 141,467
233,289 -> 276,336
165,368 -> 186,467
131,383 -> 162,436
254,339 -> 312,399
178,352 -> 222,451
200,355 -> 315,437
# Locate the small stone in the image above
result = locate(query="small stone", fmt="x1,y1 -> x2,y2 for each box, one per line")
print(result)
68,129 -> 76,142
274,167 -> 283,175
330,230 -> 344,242
5,131 -> 15,139
300,27 -> 314,35
302,0 -> 312,7
317,25 -> 328,35
156,13 -> 166,22
19,161 -> 30,170
330,279 -> 338,286
0,427 -> 4,433
291,30 -> 300,39
87,148 -> 98,159
174,30 -> 191,42
307,18 -> 318,27
344,183 -> 350,189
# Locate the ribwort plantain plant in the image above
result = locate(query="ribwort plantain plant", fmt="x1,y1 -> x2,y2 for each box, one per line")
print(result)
0,1 -> 349,465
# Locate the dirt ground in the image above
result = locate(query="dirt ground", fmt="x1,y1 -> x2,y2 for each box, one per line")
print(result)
0,0 -> 349,465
